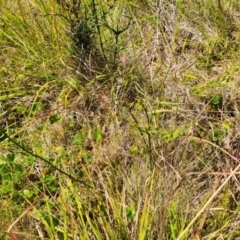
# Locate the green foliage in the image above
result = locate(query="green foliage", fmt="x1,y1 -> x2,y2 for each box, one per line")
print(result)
49,114 -> 61,124
0,153 -> 25,207
73,133 -> 85,146
92,128 -> 103,142
211,95 -> 222,106
167,201 -> 188,240
126,205 -> 136,220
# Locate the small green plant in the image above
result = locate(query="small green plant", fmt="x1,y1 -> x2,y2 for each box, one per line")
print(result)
211,95 -> 222,106
126,205 -> 136,220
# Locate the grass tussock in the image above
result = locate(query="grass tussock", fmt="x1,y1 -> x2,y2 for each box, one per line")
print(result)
1,0 -> 240,239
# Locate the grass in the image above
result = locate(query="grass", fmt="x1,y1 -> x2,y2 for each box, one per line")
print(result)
1,0 -> 240,239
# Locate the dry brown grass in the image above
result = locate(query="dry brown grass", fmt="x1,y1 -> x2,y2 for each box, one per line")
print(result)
1,0 -> 240,239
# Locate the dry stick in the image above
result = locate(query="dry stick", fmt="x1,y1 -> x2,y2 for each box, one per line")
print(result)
142,104 -> 154,168
2,222 -> 18,240
176,136 -> 240,240
193,177 -> 221,240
